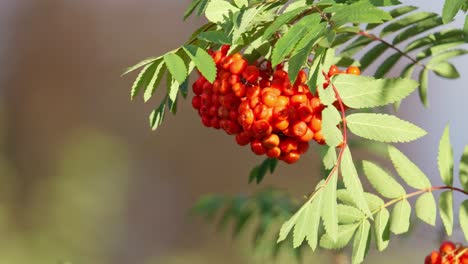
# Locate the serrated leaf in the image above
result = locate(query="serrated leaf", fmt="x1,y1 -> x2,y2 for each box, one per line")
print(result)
130,62 -> 157,100
415,192 -> 436,226
374,208 -> 390,251
262,7 -> 307,40
167,75 -> 179,103
288,23 -> 327,82
438,125 -> 454,186
320,224 -> 359,250
374,53 -> 402,78
278,191 -> 315,243
390,199 -> 411,234
197,31 -> 232,44
322,106 -> 343,147
465,14 -> 468,42
388,145 -> 432,189
184,0 -> 202,20
352,220 -> 371,264
419,67 -> 429,107
405,29 -> 465,52
249,158 -> 277,184
149,99 -> 166,131
359,43 -> 388,71
204,0 -> 239,23
309,48 -> 335,93
381,12 -> 437,37
429,61 -> 460,79
333,75 -> 418,109
431,49 -> 468,63
346,113 -> 427,143
337,190 -> 384,213
325,1 -> 392,27
442,0 -> 464,23
338,204 -> 365,224
293,193 -> 322,248
164,53 -> 187,84
460,146 -> 468,192
144,61 -> 166,102
271,13 -> 321,66
460,200 -> 468,241
342,36 -> 374,57
123,56 -> 160,76
369,0 -> 402,6
393,17 -> 443,45
232,6 -> 265,43
183,45 -> 217,83
439,191 -> 453,236
362,161 -> 406,199
341,147 -> 372,217
321,171 -> 338,241
233,0 -> 248,8
323,147 -> 338,170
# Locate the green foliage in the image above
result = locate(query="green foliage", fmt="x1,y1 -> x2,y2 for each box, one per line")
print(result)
362,161 -> 406,199
183,45 -> 217,83
390,199 -> 411,235
249,158 -> 278,184
388,145 -> 432,189
332,75 -> 418,109
439,191 -> 454,236
438,125 -> 454,186
460,200 -> 468,240
415,192 -> 437,226
460,146 -> 468,191
346,113 -> 427,143
442,0 -> 466,23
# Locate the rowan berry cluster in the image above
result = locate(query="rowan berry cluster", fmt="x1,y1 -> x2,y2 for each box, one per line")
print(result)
191,45 -> 359,164
425,241 -> 468,264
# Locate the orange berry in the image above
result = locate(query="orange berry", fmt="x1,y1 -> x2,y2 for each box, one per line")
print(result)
235,132 -> 251,146
252,120 -> 272,139
296,70 -> 307,84
328,65 -> 340,77
212,51 -> 223,64
262,134 -> 280,149
262,91 -> 278,107
243,65 -> 260,83
291,94 -> 308,107
232,53 -> 243,61
283,151 -> 300,164
313,130 -> 325,145
221,56 -> 233,70
246,85 -> 261,99
296,105 -> 313,122
428,251 -> 442,264
346,66 -> 361,75
279,138 -> 298,153
254,104 -> 272,120
310,96 -> 322,111
275,96 -> 290,107
238,109 -> 254,126
292,121 -> 308,137
251,139 -> 266,155
299,128 -> 314,142
230,58 -> 248,75
310,115 -> 322,132
273,119 -> 289,131
232,83 -> 246,97
273,69 -> 288,80
228,75 -> 240,85
439,241 -> 456,255
266,147 -> 281,158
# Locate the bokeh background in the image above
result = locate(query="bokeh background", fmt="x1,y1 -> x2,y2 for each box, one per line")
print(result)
0,0 -> 467,263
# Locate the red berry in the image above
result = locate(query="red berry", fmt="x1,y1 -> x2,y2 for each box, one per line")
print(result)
262,134 -> 280,149
243,66 -> 260,83
292,121 -> 308,137
192,96 -> 201,109
346,66 -> 361,75
328,65 -> 340,77
266,147 -> 281,158
439,241 -> 456,255
251,140 -> 266,155
283,151 -> 300,164
230,58 -> 248,75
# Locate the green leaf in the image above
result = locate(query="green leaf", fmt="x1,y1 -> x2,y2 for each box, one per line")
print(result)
130,62 -> 157,100
123,56 -> 160,76
415,192 -> 436,226
309,48 -> 335,93
352,220 -> 371,264
183,45 -> 217,83
271,13 -> 321,66
374,53 -> 402,78
144,61 -> 166,102
362,161 -> 406,199
323,147 -> 338,170
262,7 -> 307,40
465,14 -> 468,42
197,31 -> 232,44
429,61 -> 460,79
390,199 -> 411,234
438,125 -> 454,186
288,23 -> 327,82
342,36 -> 374,57
333,75 -> 418,109
249,158 -> 277,184
439,191 -> 453,236
322,106 -> 343,147
320,224 -> 359,250
233,0 -> 248,8
388,145 -> 432,189
381,12 -> 437,37
341,147 -> 372,217
369,0 -> 402,6
419,67 -> 429,107
306,191 -> 323,250
321,171 -> 338,241
347,113 -> 427,143
164,53 -> 187,84
405,29 -> 465,52
338,204 -> 365,224
149,99 -> 166,131
442,0 -> 464,23
393,17 -> 443,45
204,0 -> 239,23
337,190 -> 384,213
293,191 -> 323,249
359,43 -> 388,71
460,200 -> 468,241
460,146 -> 468,192
167,75 -> 179,103
325,1 -> 392,27
184,0 -> 202,20
232,6 -> 265,43
430,49 -> 468,63
374,208 -> 390,251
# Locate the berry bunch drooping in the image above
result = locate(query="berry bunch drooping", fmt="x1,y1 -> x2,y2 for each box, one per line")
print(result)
424,241 -> 468,264
191,45 -> 360,164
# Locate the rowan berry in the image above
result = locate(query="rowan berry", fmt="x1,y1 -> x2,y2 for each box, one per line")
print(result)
235,132 -> 251,146
328,65 -> 340,77
252,120 -> 272,139
230,58 -> 248,75
299,128 -> 314,142
282,151 -> 301,164
310,115 -> 322,132
192,96 -> 201,109
292,121 -> 308,137
266,147 -> 281,158
279,138 -> 298,153
243,66 -> 260,83
251,140 -> 266,155
262,91 -> 278,107
346,66 -> 361,75
440,241 -> 456,255
262,134 -> 280,149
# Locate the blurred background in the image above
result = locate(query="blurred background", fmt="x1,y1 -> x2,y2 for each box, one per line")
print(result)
0,0 -> 467,263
